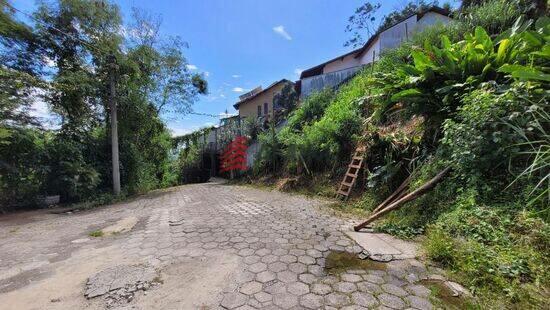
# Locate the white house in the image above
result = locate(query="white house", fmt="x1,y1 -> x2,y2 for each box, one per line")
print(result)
299,7 -> 452,98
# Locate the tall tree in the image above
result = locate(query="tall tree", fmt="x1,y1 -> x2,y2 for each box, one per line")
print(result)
344,2 -> 381,48
273,82 -> 298,115
344,1 -> 445,48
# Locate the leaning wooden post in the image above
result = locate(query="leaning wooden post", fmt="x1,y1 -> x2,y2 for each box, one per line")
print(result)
354,167 -> 451,231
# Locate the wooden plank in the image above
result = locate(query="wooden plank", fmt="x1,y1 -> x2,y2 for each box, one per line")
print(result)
337,190 -> 350,196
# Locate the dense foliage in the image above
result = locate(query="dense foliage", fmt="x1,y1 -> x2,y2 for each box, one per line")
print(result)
0,0 -> 207,209
256,0 -> 549,307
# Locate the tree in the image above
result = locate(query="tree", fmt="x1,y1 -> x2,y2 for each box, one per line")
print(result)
127,8 -> 208,115
273,82 -> 298,115
344,1 -> 446,48
0,1 -> 43,138
377,1 -> 444,32
344,2 -> 381,48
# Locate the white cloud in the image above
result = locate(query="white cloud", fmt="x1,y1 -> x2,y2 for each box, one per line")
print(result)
186,64 -> 198,70
294,68 -> 303,76
232,74 -> 241,78
273,25 -> 292,40
232,87 -> 245,93
204,71 -> 210,77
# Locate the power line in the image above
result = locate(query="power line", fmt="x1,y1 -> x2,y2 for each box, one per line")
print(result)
188,111 -> 236,118
5,2 -> 234,120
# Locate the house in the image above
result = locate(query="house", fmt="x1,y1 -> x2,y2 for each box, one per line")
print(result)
233,79 -> 293,119
300,6 -> 452,98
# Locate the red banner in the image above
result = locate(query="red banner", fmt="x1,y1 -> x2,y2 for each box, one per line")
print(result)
219,136 -> 248,173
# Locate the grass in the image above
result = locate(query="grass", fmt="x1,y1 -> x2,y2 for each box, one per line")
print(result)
88,230 -> 104,237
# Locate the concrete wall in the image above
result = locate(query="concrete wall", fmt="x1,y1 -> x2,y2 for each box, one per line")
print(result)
238,82 -> 286,119
359,36 -> 381,65
301,65 -> 364,98
416,11 -> 453,31
323,52 -> 362,75
379,15 -> 417,51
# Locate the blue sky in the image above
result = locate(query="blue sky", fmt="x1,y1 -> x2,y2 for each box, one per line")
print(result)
15,0 -> 458,136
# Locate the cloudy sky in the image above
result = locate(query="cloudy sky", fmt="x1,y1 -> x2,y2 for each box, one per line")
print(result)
14,0 -> 458,136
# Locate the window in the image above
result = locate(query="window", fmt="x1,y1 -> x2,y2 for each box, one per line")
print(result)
264,102 -> 268,115
257,105 -> 261,117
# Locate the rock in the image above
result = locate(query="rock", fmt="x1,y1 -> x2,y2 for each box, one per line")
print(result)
370,254 -> 393,262
358,250 -> 370,260
428,274 -> 445,281
445,281 -> 472,297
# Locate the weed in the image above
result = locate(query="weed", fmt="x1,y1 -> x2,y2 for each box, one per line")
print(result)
88,230 -> 104,237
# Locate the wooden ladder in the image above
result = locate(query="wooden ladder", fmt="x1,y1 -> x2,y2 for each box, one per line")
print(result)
336,145 -> 366,199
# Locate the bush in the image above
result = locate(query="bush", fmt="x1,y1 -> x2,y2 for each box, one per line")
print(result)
424,227 -> 457,266
294,70 -> 367,171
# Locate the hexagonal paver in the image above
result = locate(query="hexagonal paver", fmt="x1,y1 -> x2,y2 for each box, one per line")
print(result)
357,281 -> 383,294
287,281 -> 310,296
298,255 -> 316,265
238,248 -> 255,256
248,262 -> 267,273
406,295 -> 433,310
256,248 -> 271,256
298,273 -> 316,284
311,283 -> 332,295
256,270 -> 276,283
364,274 -> 385,284
272,293 -> 298,308
378,293 -> 405,309
277,270 -> 298,283
306,249 -> 322,258
280,254 -> 297,263
352,292 -> 378,307
342,273 -> 363,283
264,281 -> 287,294
243,255 -> 261,265
382,283 -> 408,297
405,284 -> 430,297
300,293 -> 324,309
325,292 -> 351,307
221,292 -> 248,309
254,292 -> 272,303
268,262 -> 287,273
334,281 -> 357,293
240,281 -> 263,295
261,254 -> 278,264
288,262 -> 307,274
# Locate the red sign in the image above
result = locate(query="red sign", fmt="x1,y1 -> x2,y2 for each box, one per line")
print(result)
219,136 -> 248,173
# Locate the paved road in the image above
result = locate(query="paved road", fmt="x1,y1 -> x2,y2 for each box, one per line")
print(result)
0,180 -> 435,309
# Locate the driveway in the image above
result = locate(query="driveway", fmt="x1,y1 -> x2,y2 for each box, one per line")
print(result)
0,180 -> 436,309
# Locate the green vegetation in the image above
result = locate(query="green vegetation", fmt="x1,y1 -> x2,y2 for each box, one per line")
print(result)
88,230 -> 104,238
254,1 -> 549,307
0,0 -> 207,211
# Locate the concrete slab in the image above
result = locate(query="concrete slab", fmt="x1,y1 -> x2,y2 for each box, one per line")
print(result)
345,231 -> 418,260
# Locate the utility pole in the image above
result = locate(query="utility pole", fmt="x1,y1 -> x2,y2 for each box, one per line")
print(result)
109,54 -> 121,195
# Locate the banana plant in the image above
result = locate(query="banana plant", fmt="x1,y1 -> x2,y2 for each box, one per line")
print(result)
389,16 -> 550,119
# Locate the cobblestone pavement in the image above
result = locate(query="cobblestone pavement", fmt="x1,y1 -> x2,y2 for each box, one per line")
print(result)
0,180 -> 439,309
